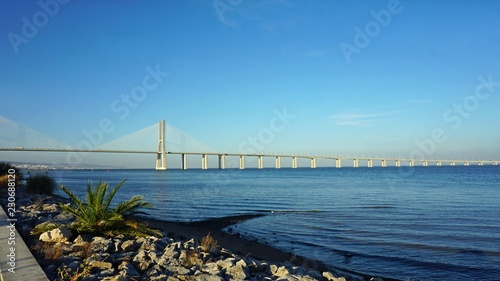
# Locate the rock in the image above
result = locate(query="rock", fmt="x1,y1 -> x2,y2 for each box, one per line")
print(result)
201,262 -> 220,275
53,212 -> 74,223
322,271 -> 346,281
91,237 -> 113,253
42,203 -> 58,212
272,265 -> 291,278
120,240 -> 139,252
225,264 -> 249,280
193,274 -> 224,281
216,258 -> 235,270
103,276 -> 130,281
89,260 -> 113,269
118,261 -> 140,277
39,226 -> 72,243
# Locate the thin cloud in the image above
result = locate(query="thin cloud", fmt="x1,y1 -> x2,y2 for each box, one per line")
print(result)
331,112 -> 392,127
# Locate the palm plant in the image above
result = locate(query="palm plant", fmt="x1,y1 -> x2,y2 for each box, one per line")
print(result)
59,179 -> 161,238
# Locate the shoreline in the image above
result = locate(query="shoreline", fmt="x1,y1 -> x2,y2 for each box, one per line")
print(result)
0,187 -> 392,281
139,214 -> 393,281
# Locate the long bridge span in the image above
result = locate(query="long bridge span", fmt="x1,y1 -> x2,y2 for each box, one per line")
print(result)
1,120 -> 498,170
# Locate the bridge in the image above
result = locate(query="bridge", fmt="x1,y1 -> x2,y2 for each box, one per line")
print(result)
1,119 -> 498,170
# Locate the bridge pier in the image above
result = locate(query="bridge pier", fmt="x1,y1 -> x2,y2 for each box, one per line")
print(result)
155,119 -> 167,170
437,161 -> 442,166
202,154 -> 208,170
367,159 -> 373,168
292,157 -> 298,168
311,158 -> 317,168
494,162 -> 498,166
450,161 -> 455,166
181,153 -> 187,170
239,155 -> 245,169
409,160 -> 414,167
423,160 -> 428,167
395,160 -> 400,167
258,156 -> 264,169
335,159 -> 341,168
218,154 -> 226,169
353,159 -> 359,168
478,161 -> 484,166
381,159 -> 387,168
464,161 -> 469,166
275,156 -> 281,169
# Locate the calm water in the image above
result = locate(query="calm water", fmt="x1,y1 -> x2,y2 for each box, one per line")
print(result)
47,166 -> 500,280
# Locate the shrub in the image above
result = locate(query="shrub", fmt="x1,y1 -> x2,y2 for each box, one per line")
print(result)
59,179 -> 162,238
26,174 -> 56,195
0,162 -> 22,188
200,233 -> 220,253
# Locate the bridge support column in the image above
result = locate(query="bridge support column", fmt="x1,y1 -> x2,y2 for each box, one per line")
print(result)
311,158 -> 317,168
155,119 -> 167,170
181,154 -> 187,170
275,156 -> 281,169
367,159 -> 373,168
464,162 -> 469,166
202,154 -> 208,170
450,161 -> 455,166
258,156 -> 264,169
395,160 -> 400,167
239,155 -> 245,169
493,162 -> 498,166
353,159 -> 358,168
218,155 -> 226,169
423,160 -> 428,167
478,161 -> 484,166
292,157 -> 298,168
409,160 -> 414,167
381,159 -> 387,167
436,161 -> 441,166
336,159 -> 341,168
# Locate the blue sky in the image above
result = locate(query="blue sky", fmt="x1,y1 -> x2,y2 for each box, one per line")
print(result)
1,0 -> 500,167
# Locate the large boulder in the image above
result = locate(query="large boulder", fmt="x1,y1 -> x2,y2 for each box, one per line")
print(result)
39,226 -> 72,243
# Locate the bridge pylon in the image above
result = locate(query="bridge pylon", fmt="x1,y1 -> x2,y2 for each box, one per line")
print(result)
156,119 -> 167,170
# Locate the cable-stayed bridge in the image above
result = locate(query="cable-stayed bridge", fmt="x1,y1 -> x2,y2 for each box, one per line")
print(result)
0,118 -> 498,170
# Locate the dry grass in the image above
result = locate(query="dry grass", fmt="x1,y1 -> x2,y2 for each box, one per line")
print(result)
32,241 -> 64,261
200,233 -> 219,253
74,242 -> 93,259
181,249 -> 201,268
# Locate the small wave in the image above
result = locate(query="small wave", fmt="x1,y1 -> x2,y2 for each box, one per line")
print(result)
256,209 -> 326,214
357,205 -> 396,209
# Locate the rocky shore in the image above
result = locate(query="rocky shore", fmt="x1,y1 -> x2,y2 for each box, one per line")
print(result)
0,189 -> 376,281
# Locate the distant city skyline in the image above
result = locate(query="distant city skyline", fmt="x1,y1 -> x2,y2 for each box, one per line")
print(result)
1,1 -> 500,168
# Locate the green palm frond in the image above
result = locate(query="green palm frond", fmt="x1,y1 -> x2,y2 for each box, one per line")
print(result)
58,179 -> 161,238
113,195 -> 152,216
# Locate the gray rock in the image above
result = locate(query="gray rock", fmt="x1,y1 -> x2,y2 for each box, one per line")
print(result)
91,237 -> 113,253
225,264 -> 249,281
217,258 -> 235,270
39,226 -> 72,243
273,266 -> 291,278
120,240 -> 139,252
322,272 -> 346,281
193,274 -> 224,281
89,260 -> 113,269
201,262 -> 220,275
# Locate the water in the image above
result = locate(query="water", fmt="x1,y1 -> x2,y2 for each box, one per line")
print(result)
47,166 -> 500,280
